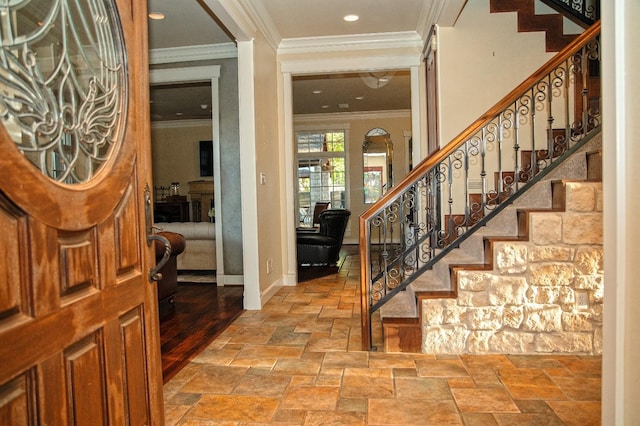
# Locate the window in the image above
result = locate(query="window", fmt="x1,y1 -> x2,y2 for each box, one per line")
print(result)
296,129 -> 347,227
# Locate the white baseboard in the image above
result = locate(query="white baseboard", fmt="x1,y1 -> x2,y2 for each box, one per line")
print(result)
260,278 -> 284,307
283,273 -> 297,286
218,274 -> 244,286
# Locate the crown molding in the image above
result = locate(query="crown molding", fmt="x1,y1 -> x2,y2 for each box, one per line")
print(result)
293,109 -> 411,124
240,0 -> 281,50
151,119 -> 213,130
278,31 -> 423,56
149,43 -> 237,65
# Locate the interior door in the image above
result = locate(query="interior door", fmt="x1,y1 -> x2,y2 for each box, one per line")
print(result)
0,0 -> 163,423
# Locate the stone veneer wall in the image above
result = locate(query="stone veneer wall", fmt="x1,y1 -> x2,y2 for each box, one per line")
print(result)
422,181 -> 603,354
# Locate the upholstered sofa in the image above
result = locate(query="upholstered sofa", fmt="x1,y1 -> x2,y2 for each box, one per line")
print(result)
154,222 -> 216,271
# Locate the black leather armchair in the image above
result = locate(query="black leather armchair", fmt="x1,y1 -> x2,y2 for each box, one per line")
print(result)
297,209 -> 351,266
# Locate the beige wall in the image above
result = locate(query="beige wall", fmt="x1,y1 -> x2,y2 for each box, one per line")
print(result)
294,112 -> 412,243
151,122 -> 213,197
437,0 -> 555,144
252,32 -> 284,294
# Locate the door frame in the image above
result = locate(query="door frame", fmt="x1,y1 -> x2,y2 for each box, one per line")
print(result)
148,66 -> 226,285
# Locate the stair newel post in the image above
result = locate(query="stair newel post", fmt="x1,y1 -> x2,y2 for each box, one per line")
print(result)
360,212 -> 373,350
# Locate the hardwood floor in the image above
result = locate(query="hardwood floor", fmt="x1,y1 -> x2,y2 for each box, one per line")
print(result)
159,283 -> 244,383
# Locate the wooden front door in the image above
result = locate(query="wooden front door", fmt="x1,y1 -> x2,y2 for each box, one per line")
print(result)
0,1 -> 163,423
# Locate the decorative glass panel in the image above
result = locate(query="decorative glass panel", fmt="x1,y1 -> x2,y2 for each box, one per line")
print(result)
0,0 -> 128,184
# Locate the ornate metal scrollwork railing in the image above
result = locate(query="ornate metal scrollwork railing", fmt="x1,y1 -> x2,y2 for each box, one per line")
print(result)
540,0 -> 599,27
359,23 -> 601,350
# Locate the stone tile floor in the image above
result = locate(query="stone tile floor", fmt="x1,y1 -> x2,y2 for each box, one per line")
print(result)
164,254 -> 601,425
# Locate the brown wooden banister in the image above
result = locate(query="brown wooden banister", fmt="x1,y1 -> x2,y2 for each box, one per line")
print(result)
359,22 -> 601,351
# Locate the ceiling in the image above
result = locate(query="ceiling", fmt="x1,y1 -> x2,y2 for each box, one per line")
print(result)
146,0 -> 448,120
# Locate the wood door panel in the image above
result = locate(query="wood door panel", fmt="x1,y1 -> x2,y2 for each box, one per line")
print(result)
120,308 -> 150,424
0,201 -> 28,321
0,373 -> 32,424
65,334 -> 108,425
59,230 -> 99,303
114,184 -> 141,276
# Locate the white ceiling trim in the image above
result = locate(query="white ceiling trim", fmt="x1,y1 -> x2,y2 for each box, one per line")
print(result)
280,53 -> 421,75
150,119 -> 213,129
293,109 -> 411,124
149,43 -> 237,65
149,65 -> 221,84
201,0 -> 258,42
278,31 -> 423,56
240,0 -> 281,50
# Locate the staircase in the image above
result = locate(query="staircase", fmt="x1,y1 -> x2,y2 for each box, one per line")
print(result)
381,141 -> 602,353
359,22 -> 602,353
490,0 -> 580,52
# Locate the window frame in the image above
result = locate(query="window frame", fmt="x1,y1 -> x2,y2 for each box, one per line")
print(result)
294,124 -> 350,231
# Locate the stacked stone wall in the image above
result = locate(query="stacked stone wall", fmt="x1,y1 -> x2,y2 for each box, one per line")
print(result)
422,181 -> 603,354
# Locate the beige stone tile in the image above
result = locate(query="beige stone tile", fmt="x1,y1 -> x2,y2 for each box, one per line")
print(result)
303,410 -> 366,425
337,397 -> 367,413
272,358 -> 322,376
232,374 -> 291,397
546,401 -> 601,426
551,377 -> 602,401
416,359 -> 470,377
369,352 -> 418,369
185,394 -> 279,422
555,356 -> 602,378
306,336 -> 349,352
368,399 -> 463,425
191,347 -> 240,366
281,386 -> 340,410
271,408 -> 306,424
163,404 -> 190,426
496,368 -> 565,400
180,365 -> 247,394
341,375 -> 394,399
451,387 -> 520,414
395,377 -> 453,401
461,354 -> 514,370
448,377 -> 476,388
289,304 -> 323,315
322,351 -> 369,369
319,308 -> 354,319
235,344 -> 304,360
461,413 -> 499,426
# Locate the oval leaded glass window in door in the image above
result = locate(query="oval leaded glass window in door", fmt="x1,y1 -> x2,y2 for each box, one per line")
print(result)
0,0 -> 128,184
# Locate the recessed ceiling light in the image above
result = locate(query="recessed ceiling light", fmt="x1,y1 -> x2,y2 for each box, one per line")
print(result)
343,14 -> 359,22
321,105 -> 330,109
175,112 -> 183,116
312,90 -> 322,94
355,96 -> 365,100
148,11 -> 165,20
